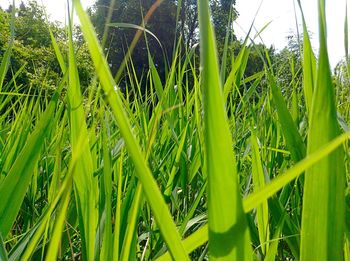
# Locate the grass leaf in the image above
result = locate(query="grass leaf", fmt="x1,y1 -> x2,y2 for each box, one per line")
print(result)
71,1 -> 188,259
300,0 -> 346,259
198,0 -> 253,259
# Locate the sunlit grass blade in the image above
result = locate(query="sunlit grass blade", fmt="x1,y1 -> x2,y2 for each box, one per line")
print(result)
66,8 -> 98,260
297,0 -> 317,114
0,91 -> 59,237
267,70 -> 306,162
149,54 -> 164,100
20,139 -> 84,260
300,0 -> 346,259
178,181 -> 207,235
264,216 -> 284,261
0,234 -> 8,261
223,43 -> 251,101
164,124 -> 188,200
198,0 -> 253,259
220,6 -> 235,82
45,182 -> 71,261
112,150 -> 124,261
72,1 -> 188,259
157,130 -> 350,258
120,183 -> 142,260
251,131 -> 269,255
99,113 -> 113,261
156,224 -> 209,261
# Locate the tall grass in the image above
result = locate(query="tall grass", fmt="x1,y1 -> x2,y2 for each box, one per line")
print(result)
0,0 -> 349,260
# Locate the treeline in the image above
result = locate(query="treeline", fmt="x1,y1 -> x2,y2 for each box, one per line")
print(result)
0,0 -> 328,97
0,1 -> 93,94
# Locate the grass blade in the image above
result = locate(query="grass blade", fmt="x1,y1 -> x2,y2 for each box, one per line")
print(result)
267,71 -> 306,162
251,131 -> 269,255
67,9 -> 98,260
198,0 -> 253,259
157,130 -> 350,258
297,0 -> 317,114
71,1 -> 188,259
0,91 -> 59,237
0,234 -> 8,261
300,0 -> 346,260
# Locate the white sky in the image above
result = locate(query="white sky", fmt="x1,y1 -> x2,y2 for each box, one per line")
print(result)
235,0 -> 348,68
0,0 -> 348,68
0,0 -> 95,23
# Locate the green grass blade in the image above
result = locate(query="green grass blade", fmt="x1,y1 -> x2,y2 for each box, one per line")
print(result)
0,92 -> 59,237
267,71 -> 306,162
264,217 -> 284,261
297,0 -> 317,114
45,183 -> 71,261
198,0 -> 253,259
179,181 -> 207,235
149,54 -> 164,100
156,225 -> 209,261
164,124 -> 188,200
120,183 -> 142,261
251,132 -> 269,255
71,1 -> 188,259
112,151 -> 124,261
157,130 -> 350,258
108,23 -> 163,49
8,222 -> 41,261
100,116 -> 113,261
300,0 -> 346,259
67,10 -> 98,260
0,234 -> 8,261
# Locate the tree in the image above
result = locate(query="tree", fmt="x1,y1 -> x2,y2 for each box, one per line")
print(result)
0,1 -> 94,94
89,0 -> 177,88
177,0 -> 237,48
89,0 -> 239,91
272,33 -> 303,99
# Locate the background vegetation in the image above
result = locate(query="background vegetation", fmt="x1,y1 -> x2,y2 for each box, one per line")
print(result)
0,0 -> 349,260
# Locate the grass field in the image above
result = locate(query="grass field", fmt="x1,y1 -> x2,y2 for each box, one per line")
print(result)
0,0 -> 350,260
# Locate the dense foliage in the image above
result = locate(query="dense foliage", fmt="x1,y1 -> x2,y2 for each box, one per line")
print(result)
0,1 -> 94,94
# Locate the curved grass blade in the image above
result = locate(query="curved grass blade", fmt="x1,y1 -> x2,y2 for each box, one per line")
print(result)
157,130 -> 350,259
120,183 -> 142,261
267,71 -> 306,162
71,1 -> 188,259
251,132 -> 269,255
108,23 -> 163,50
300,0 -> 346,260
0,91 -> 59,237
67,9 -> 98,260
0,234 -> 8,261
164,124 -> 188,200
99,116 -> 113,261
197,0 -> 253,259
264,216 -> 284,261
296,0 -> 317,114
45,184 -> 71,261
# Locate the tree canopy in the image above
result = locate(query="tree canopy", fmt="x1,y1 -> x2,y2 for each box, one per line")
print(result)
0,1 -> 93,93
88,0 -> 238,87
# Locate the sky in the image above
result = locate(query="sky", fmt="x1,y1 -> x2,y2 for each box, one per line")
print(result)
235,0 -> 347,68
0,0 -> 348,68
